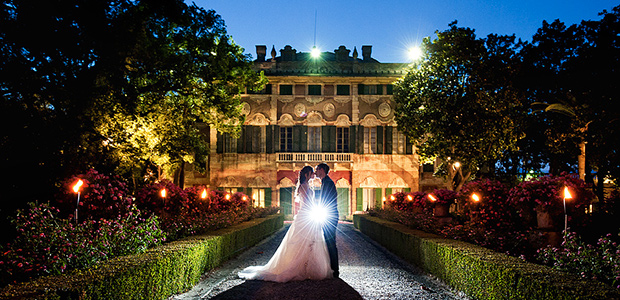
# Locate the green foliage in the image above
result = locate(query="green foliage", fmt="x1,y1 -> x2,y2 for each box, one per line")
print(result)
394,22 -> 528,189
0,203 -> 165,287
0,214 -> 284,300
354,214 -> 620,300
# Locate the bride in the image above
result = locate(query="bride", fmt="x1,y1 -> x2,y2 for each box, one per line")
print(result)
238,166 -> 333,282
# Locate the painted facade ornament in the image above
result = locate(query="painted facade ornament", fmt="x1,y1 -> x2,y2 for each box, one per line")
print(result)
247,113 -> 270,126
305,111 -> 326,126
359,114 -> 382,127
323,103 -> 335,118
378,102 -> 391,118
294,103 -> 307,117
334,114 -> 352,127
279,114 -> 295,126
241,102 -> 251,115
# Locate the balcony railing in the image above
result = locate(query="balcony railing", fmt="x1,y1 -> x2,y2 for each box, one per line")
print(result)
277,152 -> 352,163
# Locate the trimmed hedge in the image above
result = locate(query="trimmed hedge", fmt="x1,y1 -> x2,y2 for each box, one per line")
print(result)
354,214 -> 620,300
0,214 -> 284,300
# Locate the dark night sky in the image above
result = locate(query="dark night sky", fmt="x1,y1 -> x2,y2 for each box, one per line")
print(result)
191,0 -> 618,62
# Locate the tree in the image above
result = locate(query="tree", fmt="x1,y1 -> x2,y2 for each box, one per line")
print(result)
394,22 -> 527,191
0,0 -> 264,229
523,6 -> 620,198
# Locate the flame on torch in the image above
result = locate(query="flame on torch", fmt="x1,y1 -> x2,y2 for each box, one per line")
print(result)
160,188 -> 167,198
201,188 -> 208,199
563,186 -> 572,200
428,194 -> 437,202
72,179 -> 84,193
472,193 -> 480,202
407,195 -> 413,201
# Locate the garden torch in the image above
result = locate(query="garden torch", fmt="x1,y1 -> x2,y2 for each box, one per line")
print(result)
563,186 -> 572,235
72,179 -> 83,224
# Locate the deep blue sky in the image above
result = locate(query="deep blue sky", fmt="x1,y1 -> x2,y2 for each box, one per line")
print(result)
190,0 -> 618,62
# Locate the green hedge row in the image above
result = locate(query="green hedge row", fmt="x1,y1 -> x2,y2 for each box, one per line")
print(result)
1,214 -> 284,300
354,214 -> 620,300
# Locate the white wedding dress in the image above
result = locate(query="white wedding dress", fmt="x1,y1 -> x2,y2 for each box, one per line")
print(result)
238,183 -> 333,282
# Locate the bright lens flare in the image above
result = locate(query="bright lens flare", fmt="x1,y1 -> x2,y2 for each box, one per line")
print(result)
72,179 -> 83,193
311,47 -> 321,58
408,46 -> 422,61
310,203 -> 329,224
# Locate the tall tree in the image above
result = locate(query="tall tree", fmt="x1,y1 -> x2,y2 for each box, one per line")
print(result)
394,22 -> 527,190
0,0 -> 264,219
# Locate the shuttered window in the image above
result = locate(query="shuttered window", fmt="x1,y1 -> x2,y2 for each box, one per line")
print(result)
336,85 -> 350,95
308,127 -> 321,152
280,84 -> 293,95
308,85 -> 322,95
280,127 -> 292,152
337,127 -> 349,153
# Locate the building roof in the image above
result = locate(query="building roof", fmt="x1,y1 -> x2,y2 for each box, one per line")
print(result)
253,45 -> 409,77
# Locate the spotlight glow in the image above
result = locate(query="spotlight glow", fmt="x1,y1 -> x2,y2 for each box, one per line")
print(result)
311,47 -> 321,58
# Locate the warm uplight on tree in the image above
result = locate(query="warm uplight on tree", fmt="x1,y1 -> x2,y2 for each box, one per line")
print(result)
72,179 -> 84,193
201,188 -> 207,199
471,193 -> 480,202
160,188 -> 166,198
428,194 -> 437,202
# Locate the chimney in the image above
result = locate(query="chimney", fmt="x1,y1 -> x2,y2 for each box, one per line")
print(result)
256,45 -> 267,62
362,45 -> 372,60
334,45 -> 350,61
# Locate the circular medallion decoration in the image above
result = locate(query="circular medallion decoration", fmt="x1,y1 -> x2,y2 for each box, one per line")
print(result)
378,102 -> 391,118
241,102 -> 251,115
323,103 -> 335,118
294,103 -> 307,117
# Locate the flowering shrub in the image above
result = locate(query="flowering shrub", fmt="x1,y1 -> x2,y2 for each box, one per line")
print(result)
429,189 -> 457,205
56,169 -> 134,221
538,232 -> 620,289
386,192 -> 430,213
508,174 -> 593,230
458,179 -> 514,230
0,203 -> 164,286
134,179 -> 189,218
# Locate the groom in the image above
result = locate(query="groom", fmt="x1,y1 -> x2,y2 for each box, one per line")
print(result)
315,163 -> 339,278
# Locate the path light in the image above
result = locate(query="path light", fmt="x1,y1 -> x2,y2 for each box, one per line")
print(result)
563,186 -> 572,235
201,188 -> 207,200
72,179 -> 84,224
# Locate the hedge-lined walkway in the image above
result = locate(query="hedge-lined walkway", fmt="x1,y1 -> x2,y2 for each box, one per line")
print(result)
171,222 -> 466,300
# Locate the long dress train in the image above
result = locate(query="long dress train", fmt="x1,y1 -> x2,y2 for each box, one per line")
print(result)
238,183 -> 333,282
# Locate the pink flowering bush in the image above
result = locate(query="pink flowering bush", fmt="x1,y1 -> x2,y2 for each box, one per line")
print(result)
55,169 -> 134,221
508,174 -> 593,231
429,189 -> 457,206
538,232 -> 620,289
0,203 -> 164,286
386,192 -> 431,213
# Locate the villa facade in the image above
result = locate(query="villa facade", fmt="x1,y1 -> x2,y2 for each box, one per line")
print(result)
185,44 -> 445,219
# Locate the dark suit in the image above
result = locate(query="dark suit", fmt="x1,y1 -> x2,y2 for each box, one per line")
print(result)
321,175 -> 339,276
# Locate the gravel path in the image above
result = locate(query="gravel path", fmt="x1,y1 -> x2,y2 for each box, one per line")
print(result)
169,222 -> 469,300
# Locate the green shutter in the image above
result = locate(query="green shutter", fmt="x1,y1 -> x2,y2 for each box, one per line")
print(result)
357,125 -> 364,154
253,126 -> 261,153
266,125 -> 273,153
216,132 -> 223,153
349,126 -> 356,153
265,188 -> 272,206
386,188 -> 392,198
376,126 -> 383,154
322,126 -> 336,152
337,188 -> 349,219
385,126 -> 393,154
406,135 -> 413,154
375,188 -> 382,209
245,126 -> 253,153
293,125 -> 302,152
273,125 -> 280,153
237,126 -> 245,153
386,84 -> 393,95
376,84 -> 383,95
280,187 -> 293,214
358,84 -> 365,95
246,188 -> 252,201
356,188 -> 363,211
404,188 -> 411,193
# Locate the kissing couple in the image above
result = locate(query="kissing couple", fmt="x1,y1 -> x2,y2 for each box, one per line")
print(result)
238,163 -> 339,282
